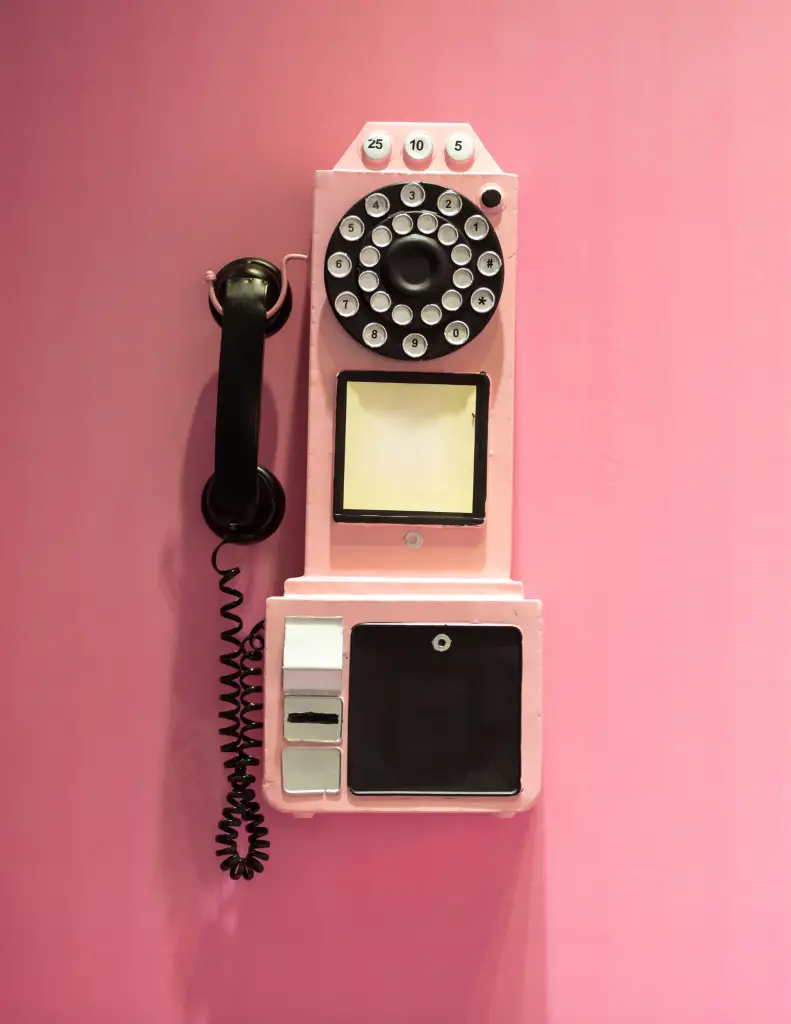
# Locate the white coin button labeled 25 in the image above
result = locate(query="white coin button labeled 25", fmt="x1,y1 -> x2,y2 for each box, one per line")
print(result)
404,130 -> 433,163
362,129 -> 391,163
445,131 -> 474,164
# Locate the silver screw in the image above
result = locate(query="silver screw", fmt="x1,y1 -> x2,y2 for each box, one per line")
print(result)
432,633 -> 451,652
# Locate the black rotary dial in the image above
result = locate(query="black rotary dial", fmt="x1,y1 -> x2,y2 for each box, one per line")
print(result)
324,181 -> 504,361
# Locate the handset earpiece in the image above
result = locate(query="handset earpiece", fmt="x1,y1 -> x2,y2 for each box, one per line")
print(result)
201,258 -> 291,544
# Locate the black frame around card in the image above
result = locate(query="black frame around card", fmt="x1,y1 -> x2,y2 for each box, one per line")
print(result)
333,370 -> 490,525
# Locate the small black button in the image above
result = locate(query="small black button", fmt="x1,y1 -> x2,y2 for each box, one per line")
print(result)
480,187 -> 502,209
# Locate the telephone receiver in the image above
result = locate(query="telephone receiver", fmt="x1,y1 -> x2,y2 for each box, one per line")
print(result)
201,257 -> 291,545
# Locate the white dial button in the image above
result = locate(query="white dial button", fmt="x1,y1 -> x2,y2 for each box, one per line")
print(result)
445,321 -> 470,345
441,289 -> 463,312
438,223 -> 459,246
335,292 -> 359,318
437,191 -> 463,216
358,271 -> 379,293
451,243 -> 472,266
417,212 -> 438,234
359,245 -> 380,268
471,287 -> 496,313
464,214 -> 489,240
403,334 -> 428,358
392,213 -> 413,235
340,216 -> 364,241
362,323 -> 387,348
371,225 -> 392,248
477,251 -> 502,276
421,304 -> 442,326
392,304 -> 413,326
327,252 -> 352,278
370,290 -> 392,313
365,192 -> 390,218
400,183 -> 425,207
453,267 -> 474,289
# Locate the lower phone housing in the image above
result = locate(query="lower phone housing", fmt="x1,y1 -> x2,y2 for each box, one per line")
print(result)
262,577 -> 541,816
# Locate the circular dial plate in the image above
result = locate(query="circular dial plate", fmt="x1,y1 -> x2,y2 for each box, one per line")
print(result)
324,181 -> 504,361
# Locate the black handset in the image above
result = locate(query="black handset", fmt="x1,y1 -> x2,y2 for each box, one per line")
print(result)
201,258 -> 289,544
202,257 -> 293,880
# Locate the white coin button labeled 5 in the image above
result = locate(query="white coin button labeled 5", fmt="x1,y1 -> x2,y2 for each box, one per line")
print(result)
445,131 -> 474,165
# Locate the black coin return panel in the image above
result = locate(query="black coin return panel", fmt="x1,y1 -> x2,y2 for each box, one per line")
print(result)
347,624 -> 522,796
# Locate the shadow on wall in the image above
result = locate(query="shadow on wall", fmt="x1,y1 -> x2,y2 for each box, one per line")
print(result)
157,302 -> 547,1024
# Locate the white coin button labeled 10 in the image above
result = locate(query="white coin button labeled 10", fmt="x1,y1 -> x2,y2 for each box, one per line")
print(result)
404,130 -> 433,163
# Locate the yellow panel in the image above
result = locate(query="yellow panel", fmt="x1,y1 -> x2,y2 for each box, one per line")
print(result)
342,380 -> 478,514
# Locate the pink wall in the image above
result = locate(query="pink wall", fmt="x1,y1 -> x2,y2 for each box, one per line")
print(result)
2,1 -> 791,1021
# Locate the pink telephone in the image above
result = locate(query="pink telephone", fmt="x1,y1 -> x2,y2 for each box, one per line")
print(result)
202,123 -> 542,880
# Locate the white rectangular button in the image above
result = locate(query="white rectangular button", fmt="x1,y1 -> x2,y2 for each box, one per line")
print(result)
282,747 -> 341,794
284,695 -> 342,743
283,616 -> 343,670
283,667 -> 343,695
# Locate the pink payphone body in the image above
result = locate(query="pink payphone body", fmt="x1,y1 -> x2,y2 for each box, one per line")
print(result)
262,123 -> 542,816
203,123 -> 541,876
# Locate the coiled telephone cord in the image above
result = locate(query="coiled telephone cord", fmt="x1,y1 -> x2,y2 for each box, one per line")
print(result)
211,540 -> 270,879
